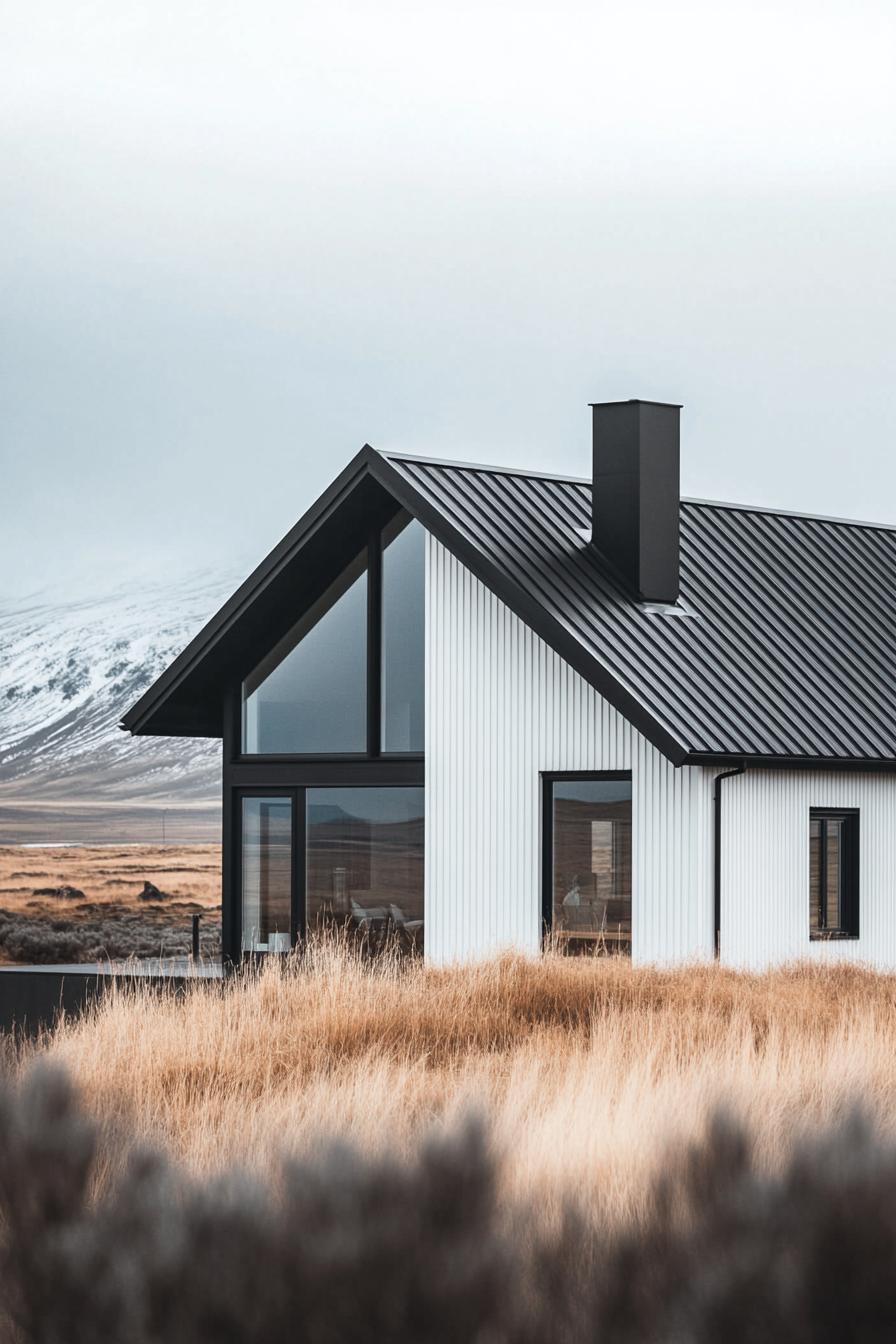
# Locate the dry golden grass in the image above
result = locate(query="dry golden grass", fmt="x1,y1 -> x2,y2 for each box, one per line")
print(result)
27,943 -> 896,1228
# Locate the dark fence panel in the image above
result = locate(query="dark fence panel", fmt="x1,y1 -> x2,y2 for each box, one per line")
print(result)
0,968 -> 204,1037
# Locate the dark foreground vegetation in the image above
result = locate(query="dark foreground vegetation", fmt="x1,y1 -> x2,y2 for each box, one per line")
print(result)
0,905 -> 222,964
1,1065 -> 895,1343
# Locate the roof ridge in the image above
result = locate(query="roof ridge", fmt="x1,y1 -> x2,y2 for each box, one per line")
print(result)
682,497 -> 896,534
383,451 -> 896,535
381,449 -> 588,486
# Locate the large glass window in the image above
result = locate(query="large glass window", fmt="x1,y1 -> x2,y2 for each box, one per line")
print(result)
381,516 -> 425,753
810,809 -> 859,939
240,512 -> 425,758
547,777 -> 632,954
241,796 -> 293,953
242,550 -> 367,754
306,787 -> 424,950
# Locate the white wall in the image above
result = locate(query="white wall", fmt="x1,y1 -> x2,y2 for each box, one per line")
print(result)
425,535 -> 717,965
721,769 -> 896,969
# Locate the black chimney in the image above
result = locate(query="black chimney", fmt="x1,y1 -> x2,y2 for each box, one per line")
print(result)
591,399 -> 681,604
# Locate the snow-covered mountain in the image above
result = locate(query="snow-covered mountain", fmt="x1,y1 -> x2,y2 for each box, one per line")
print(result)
0,572 -> 240,802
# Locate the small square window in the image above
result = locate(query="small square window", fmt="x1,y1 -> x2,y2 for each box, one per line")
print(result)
809,810 -> 859,940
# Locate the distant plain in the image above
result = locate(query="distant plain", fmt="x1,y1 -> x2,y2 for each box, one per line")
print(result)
0,803 -> 220,847
0,842 -> 221,964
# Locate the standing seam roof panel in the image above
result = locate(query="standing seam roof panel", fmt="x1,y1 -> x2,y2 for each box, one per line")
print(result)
388,456 -> 896,762
693,508 -> 896,753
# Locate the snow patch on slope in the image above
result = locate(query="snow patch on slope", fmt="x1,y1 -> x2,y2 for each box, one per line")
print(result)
0,571 -> 240,801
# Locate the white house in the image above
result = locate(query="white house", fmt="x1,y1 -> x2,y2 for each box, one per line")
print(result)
123,400 -> 896,970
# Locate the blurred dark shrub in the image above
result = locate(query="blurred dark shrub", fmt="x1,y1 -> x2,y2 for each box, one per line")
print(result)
2,1065 -> 896,1344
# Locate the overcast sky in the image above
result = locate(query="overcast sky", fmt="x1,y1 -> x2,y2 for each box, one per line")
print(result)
2,0 -> 895,601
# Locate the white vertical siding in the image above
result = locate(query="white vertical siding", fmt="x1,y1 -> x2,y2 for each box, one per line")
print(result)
721,770 -> 896,970
425,535 -> 717,965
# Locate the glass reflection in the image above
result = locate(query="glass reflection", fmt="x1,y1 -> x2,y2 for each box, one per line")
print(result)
381,516 -> 425,753
241,796 -> 292,953
242,550 -> 367,754
551,779 -> 631,954
306,787 -> 424,951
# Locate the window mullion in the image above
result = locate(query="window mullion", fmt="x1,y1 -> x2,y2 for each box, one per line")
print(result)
819,818 -> 827,930
367,532 -> 382,757
294,786 -> 306,946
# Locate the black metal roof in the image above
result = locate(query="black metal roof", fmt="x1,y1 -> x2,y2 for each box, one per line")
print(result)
123,444 -> 896,768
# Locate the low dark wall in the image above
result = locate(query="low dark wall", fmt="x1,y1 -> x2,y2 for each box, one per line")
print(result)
0,970 -> 109,1037
0,970 -> 195,1038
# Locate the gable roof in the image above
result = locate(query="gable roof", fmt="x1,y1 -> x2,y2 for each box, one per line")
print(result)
122,444 -> 896,768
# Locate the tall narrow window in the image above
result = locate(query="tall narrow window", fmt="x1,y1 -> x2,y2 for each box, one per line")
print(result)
809,809 -> 859,939
381,516 -> 425,753
546,777 -> 632,954
241,796 -> 292,953
242,550 -> 368,754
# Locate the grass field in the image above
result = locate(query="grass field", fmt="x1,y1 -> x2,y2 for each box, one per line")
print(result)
0,844 -> 221,963
6,944 -> 896,1340
26,944 -> 896,1230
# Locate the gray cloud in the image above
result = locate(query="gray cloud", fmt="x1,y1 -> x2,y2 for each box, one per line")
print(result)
2,0 -> 895,599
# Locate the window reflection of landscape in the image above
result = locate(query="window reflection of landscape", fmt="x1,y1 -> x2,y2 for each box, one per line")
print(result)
306,787 -> 424,951
549,778 -> 632,954
241,796 -> 292,954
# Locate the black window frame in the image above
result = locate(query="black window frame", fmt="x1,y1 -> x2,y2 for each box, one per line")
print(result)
234,786 -> 302,956
236,513 -> 423,764
222,510 -> 426,969
541,770 -> 633,945
230,777 -> 426,960
809,807 -> 860,940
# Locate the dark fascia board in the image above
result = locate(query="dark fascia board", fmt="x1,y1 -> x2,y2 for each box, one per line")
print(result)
121,445 -> 383,736
686,752 -> 896,773
122,443 -> 691,763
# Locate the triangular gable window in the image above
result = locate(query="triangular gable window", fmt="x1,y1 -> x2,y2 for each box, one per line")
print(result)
240,513 -> 424,757
242,549 -> 368,754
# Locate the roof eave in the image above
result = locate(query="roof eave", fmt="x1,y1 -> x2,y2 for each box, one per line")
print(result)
684,751 -> 896,773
